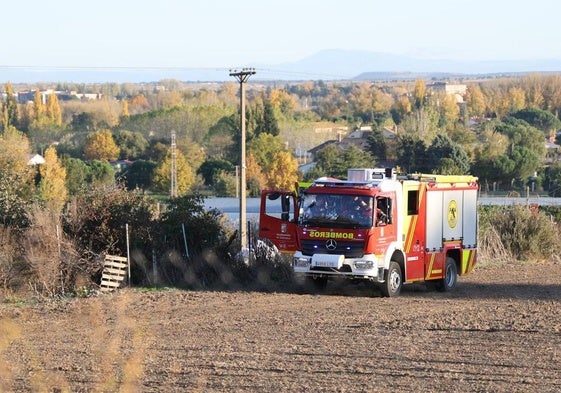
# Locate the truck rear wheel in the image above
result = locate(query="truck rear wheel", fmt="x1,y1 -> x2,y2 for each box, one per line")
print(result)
435,257 -> 458,292
380,261 -> 402,297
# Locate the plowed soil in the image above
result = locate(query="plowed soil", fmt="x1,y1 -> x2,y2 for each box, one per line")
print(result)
1,260 -> 560,392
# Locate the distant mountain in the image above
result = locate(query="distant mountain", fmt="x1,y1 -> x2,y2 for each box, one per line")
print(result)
3,49 -> 561,84
273,49 -> 561,81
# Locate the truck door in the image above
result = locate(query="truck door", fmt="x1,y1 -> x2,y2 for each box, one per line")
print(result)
258,190 -> 298,253
371,194 -> 397,254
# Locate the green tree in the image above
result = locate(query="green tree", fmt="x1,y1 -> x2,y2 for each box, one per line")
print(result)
247,133 -> 285,169
197,158 -> 234,186
88,160 -> 115,187
62,157 -> 91,195
63,185 -> 157,257
543,162 -> 561,196
122,160 -> 156,191
213,170 -> 237,196
396,135 -> 427,173
159,195 -> 226,260
84,130 -> 120,161
114,130 -> 148,160
261,99 -> 280,136
425,134 -> 471,174
204,115 -> 237,160
309,145 -> 374,180
511,107 -> 561,138
367,130 -> 387,161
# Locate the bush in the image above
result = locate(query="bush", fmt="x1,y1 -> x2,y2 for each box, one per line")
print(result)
478,205 -> 561,262
0,206 -> 93,297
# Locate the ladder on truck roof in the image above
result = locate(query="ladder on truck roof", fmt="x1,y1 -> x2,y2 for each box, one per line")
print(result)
407,173 -> 478,184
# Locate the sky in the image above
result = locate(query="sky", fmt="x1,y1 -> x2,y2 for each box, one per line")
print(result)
2,0 -> 561,75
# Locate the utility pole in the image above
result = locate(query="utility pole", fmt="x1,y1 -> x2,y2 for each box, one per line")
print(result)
230,68 -> 255,256
170,130 -> 177,198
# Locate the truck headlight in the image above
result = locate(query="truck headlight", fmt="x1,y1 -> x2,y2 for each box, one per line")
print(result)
294,257 -> 310,268
354,260 -> 374,270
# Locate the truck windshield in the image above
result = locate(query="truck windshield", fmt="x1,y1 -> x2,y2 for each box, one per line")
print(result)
299,193 -> 373,228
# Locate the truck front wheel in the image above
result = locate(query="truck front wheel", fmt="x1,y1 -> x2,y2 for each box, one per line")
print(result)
380,261 -> 402,297
305,276 -> 328,292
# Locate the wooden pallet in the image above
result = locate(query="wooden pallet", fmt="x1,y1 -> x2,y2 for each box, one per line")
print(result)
100,255 -> 128,292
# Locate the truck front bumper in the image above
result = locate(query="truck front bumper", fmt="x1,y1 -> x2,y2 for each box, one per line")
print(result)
293,251 -> 384,281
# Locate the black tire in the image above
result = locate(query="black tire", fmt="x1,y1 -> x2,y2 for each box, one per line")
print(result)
380,261 -> 402,297
305,276 -> 328,292
435,257 -> 458,292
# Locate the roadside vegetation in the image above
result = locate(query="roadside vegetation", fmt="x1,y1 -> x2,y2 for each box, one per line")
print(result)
2,74 -> 561,298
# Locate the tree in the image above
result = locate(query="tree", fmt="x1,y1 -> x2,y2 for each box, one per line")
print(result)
121,160 -> 156,190
269,89 -> 296,118
246,153 -> 267,196
37,146 -> 67,212
413,79 -> 426,109
152,148 -> 194,196
396,135 -> 427,173
436,93 -> 460,130
511,107 -> 561,138
63,185 -> 157,257
425,134 -> 471,174
205,115 -> 237,160
213,170 -> 237,196
33,90 -> 45,120
114,130 -> 148,160
84,130 -> 120,161
70,112 -> 96,132
310,145 -> 374,179
1,83 -> 18,131
0,127 -> 34,228
62,157 -> 91,195
264,150 -> 299,190
400,107 -> 439,144
367,130 -> 387,161
45,92 -> 62,126
465,84 -> 486,118
88,160 -> 115,187
261,99 -> 280,136
247,133 -> 285,169
543,163 -> 561,196
197,158 -> 234,186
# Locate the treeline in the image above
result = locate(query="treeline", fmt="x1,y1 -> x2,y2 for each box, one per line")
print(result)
4,74 -> 561,199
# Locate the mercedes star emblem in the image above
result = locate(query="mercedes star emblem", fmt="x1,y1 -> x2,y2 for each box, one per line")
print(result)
325,239 -> 337,250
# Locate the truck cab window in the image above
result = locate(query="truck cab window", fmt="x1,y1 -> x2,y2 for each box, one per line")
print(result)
407,190 -> 419,215
376,197 -> 392,226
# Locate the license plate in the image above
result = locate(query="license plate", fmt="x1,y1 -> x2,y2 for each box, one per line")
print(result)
312,254 -> 344,269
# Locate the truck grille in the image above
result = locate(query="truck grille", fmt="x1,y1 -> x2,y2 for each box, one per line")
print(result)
300,239 -> 365,258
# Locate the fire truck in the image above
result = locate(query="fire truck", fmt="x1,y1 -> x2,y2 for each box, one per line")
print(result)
258,168 -> 478,297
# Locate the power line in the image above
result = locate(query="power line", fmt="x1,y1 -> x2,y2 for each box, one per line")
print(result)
0,65 -> 353,81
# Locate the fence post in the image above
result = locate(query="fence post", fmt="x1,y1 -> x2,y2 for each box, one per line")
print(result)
182,223 -> 190,259
126,223 -> 131,286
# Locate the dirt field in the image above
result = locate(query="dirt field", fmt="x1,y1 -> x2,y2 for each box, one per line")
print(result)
1,260 -> 560,393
